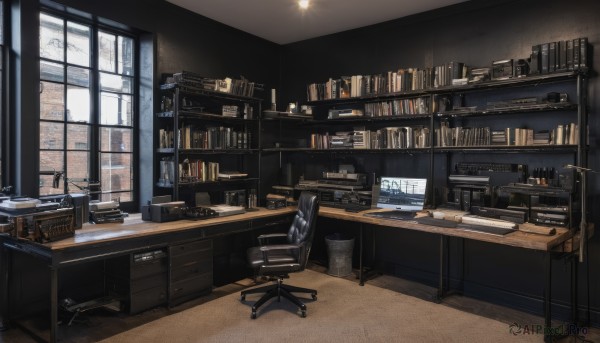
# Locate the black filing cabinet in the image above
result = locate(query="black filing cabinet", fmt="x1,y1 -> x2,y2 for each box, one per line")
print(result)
105,248 -> 168,314
169,239 -> 213,306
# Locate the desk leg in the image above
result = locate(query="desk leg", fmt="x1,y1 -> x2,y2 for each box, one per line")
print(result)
50,266 -> 58,343
543,252 -> 552,343
0,241 -> 9,331
359,223 -> 364,286
570,254 -> 578,326
436,235 -> 444,301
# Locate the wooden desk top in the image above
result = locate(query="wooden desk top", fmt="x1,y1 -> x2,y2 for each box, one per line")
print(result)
32,207 -> 296,251
318,207 -> 572,251
7,205 -> 573,253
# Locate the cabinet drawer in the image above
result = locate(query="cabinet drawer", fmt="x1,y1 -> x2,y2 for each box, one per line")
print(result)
131,257 -> 168,280
170,239 -> 212,257
130,285 -> 167,314
171,257 -> 212,282
170,248 -> 212,269
170,272 -> 212,300
131,272 -> 168,293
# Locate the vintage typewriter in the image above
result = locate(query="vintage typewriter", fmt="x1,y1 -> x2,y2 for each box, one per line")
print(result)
89,201 -> 127,224
0,198 -> 75,243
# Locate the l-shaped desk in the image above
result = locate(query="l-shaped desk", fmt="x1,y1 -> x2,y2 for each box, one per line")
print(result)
0,205 -> 583,343
318,206 -> 581,343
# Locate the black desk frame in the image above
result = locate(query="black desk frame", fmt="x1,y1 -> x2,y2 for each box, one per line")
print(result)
329,215 -> 578,343
0,212 -> 294,343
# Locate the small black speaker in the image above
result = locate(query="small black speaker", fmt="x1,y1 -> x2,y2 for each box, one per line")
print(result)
281,162 -> 295,186
371,184 -> 380,208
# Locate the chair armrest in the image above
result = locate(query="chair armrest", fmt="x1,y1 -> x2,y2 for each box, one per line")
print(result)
259,244 -> 300,252
257,233 -> 288,245
260,244 -> 301,264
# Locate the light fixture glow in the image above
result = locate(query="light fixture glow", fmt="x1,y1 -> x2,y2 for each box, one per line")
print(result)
298,0 -> 309,10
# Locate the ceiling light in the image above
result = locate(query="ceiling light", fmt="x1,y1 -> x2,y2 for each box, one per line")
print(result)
298,0 -> 309,10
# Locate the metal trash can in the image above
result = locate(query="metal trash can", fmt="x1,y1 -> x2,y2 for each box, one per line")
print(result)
325,233 -> 355,277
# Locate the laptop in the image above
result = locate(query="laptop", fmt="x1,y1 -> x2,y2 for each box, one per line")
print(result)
365,177 -> 427,220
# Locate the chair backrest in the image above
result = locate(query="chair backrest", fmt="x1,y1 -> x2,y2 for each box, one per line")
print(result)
287,191 -> 319,269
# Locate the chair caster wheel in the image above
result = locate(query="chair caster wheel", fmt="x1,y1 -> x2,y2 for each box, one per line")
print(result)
251,312 -> 257,319
301,310 -> 306,318
311,294 -> 317,300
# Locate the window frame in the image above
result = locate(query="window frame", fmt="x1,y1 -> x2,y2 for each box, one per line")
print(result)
38,8 -> 139,211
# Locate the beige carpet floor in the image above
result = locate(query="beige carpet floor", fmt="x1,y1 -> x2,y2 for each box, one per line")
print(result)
99,270 -> 540,343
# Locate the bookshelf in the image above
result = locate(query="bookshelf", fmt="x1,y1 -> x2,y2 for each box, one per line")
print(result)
269,67 -> 588,233
155,73 -> 262,206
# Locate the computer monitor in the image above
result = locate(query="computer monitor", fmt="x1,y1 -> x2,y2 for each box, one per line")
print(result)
377,177 -> 427,211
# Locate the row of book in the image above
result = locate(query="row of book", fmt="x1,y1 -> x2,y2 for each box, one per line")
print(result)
437,122 -> 580,147
159,128 -> 175,149
307,62 -> 467,101
180,125 -> 251,150
309,126 -> 431,150
493,123 -> 579,146
364,97 -> 430,117
306,122 -> 579,149
180,159 -> 220,183
169,71 -> 262,98
306,37 -> 590,102
159,125 -> 251,150
531,37 -> 588,75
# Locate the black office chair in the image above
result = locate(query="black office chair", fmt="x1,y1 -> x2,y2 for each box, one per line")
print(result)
241,191 -> 319,318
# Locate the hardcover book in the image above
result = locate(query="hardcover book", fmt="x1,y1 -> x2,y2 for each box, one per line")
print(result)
530,45 -> 540,74
558,40 -> 567,71
573,38 -> 580,70
540,43 -> 549,74
548,42 -> 556,73
566,40 -> 574,71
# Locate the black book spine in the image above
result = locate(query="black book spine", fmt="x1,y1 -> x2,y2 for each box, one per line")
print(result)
530,45 -> 540,74
558,40 -> 567,72
573,38 -> 580,70
566,39 -> 574,71
540,43 -> 549,74
580,37 -> 588,69
548,42 -> 556,73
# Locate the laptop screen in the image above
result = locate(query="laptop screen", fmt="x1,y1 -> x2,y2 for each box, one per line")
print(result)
377,177 -> 427,211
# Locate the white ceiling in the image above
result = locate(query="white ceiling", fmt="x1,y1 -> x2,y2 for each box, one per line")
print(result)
166,0 -> 469,44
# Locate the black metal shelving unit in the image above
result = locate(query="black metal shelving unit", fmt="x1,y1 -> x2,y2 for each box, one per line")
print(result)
272,71 -> 588,224
156,83 -> 262,204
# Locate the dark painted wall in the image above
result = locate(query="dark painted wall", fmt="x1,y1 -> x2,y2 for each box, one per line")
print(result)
280,0 -> 600,326
50,0 -> 280,92
9,0 -> 600,329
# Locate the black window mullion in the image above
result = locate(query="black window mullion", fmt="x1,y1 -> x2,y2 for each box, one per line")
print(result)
89,26 -> 99,196
61,17 -> 68,194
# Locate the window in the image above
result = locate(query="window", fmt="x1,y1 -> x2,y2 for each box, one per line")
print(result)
39,11 -> 136,204
0,0 -> 5,192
